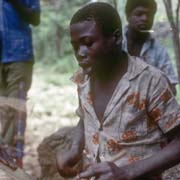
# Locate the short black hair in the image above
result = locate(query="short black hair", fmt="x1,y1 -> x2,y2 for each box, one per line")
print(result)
70,2 -> 122,37
125,0 -> 157,17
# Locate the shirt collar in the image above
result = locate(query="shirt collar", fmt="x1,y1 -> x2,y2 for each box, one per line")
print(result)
127,55 -> 148,80
71,55 -> 148,85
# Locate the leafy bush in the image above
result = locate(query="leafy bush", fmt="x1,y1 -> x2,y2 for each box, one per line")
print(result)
33,0 -> 88,73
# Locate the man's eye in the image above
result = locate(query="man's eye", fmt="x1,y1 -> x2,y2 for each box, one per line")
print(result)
135,12 -> 143,16
84,39 -> 93,47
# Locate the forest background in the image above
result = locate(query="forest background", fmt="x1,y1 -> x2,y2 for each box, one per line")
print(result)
23,0 -> 180,178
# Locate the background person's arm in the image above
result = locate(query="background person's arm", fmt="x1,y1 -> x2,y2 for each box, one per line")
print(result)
156,45 -> 178,95
6,0 -> 40,26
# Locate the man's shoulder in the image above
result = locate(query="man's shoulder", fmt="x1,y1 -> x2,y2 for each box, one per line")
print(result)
147,33 -> 167,53
128,56 -> 167,87
128,56 -> 172,95
128,55 -> 165,81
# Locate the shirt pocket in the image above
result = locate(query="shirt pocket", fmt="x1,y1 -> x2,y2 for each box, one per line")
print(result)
120,109 -> 148,142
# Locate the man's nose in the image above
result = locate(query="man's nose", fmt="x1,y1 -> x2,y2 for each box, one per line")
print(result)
77,46 -> 87,60
141,14 -> 148,21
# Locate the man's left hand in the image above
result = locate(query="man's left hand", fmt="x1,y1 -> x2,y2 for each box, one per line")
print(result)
78,162 -> 132,180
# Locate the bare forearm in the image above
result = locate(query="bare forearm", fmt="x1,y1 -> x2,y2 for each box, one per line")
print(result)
127,132 -> 180,179
71,119 -> 84,153
8,0 -> 40,25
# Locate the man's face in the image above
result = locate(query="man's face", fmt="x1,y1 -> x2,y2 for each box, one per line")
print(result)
128,6 -> 155,32
70,20 -> 115,75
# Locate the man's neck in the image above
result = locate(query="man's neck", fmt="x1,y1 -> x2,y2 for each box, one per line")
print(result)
126,27 -> 150,56
91,51 -> 128,84
127,27 -> 149,43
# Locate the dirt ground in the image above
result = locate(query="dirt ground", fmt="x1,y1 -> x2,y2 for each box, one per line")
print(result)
23,72 -> 78,178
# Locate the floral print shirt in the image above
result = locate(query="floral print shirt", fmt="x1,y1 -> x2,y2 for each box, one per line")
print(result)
71,55 -> 180,168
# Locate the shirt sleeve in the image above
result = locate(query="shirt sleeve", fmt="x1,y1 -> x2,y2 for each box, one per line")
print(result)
156,45 -> 179,85
147,74 -> 180,134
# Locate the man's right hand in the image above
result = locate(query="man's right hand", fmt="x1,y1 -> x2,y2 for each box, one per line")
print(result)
56,119 -> 85,177
56,148 -> 82,178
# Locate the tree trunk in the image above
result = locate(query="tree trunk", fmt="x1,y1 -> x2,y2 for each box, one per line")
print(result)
172,29 -> 180,81
112,0 -> 117,9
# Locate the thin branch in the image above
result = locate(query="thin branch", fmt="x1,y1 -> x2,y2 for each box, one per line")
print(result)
163,0 -> 168,10
168,0 -> 173,11
112,0 -> 117,9
163,0 -> 175,29
176,0 -> 180,32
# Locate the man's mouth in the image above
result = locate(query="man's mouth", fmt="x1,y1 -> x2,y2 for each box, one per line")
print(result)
138,23 -> 152,31
139,23 -> 147,28
79,62 -> 91,68
79,62 -> 93,74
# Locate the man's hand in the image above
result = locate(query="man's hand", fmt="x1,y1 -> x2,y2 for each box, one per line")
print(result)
0,145 -> 17,170
78,162 -> 133,180
56,119 -> 85,177
56,148 -> 82,178
5,0 -> 40,26
5,0 -> 15,4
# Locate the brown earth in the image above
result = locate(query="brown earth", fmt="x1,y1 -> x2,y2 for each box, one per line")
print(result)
23,71 -> 78,178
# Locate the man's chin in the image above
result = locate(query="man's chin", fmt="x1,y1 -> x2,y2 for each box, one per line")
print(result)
83,67 -> 93,75
137,26 -> 152,33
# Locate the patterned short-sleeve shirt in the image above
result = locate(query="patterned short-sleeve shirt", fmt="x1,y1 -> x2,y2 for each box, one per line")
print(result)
71,55 -> 180,168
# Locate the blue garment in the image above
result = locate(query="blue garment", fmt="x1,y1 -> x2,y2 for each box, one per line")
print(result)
0,0 -> 40,63
122,26 -> 179,85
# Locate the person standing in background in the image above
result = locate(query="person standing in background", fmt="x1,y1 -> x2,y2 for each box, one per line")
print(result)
122,0 -> 178,94
0,0 -> 40,167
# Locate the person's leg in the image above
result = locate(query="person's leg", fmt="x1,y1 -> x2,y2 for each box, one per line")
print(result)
0,63 -> 7,144
0,33 -> 6,143
1,61 -> 33,146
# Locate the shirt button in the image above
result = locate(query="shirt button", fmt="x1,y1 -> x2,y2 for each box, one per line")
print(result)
99,126 -> 103,131
100,155 -> 105,160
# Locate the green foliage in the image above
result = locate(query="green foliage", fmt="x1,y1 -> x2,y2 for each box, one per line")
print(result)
33,0 -> 88,73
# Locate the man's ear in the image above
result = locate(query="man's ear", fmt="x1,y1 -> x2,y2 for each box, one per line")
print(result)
113,29 -> 122,45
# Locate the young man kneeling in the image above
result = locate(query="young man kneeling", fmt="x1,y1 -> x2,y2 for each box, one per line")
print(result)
56,2 -> 180,180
